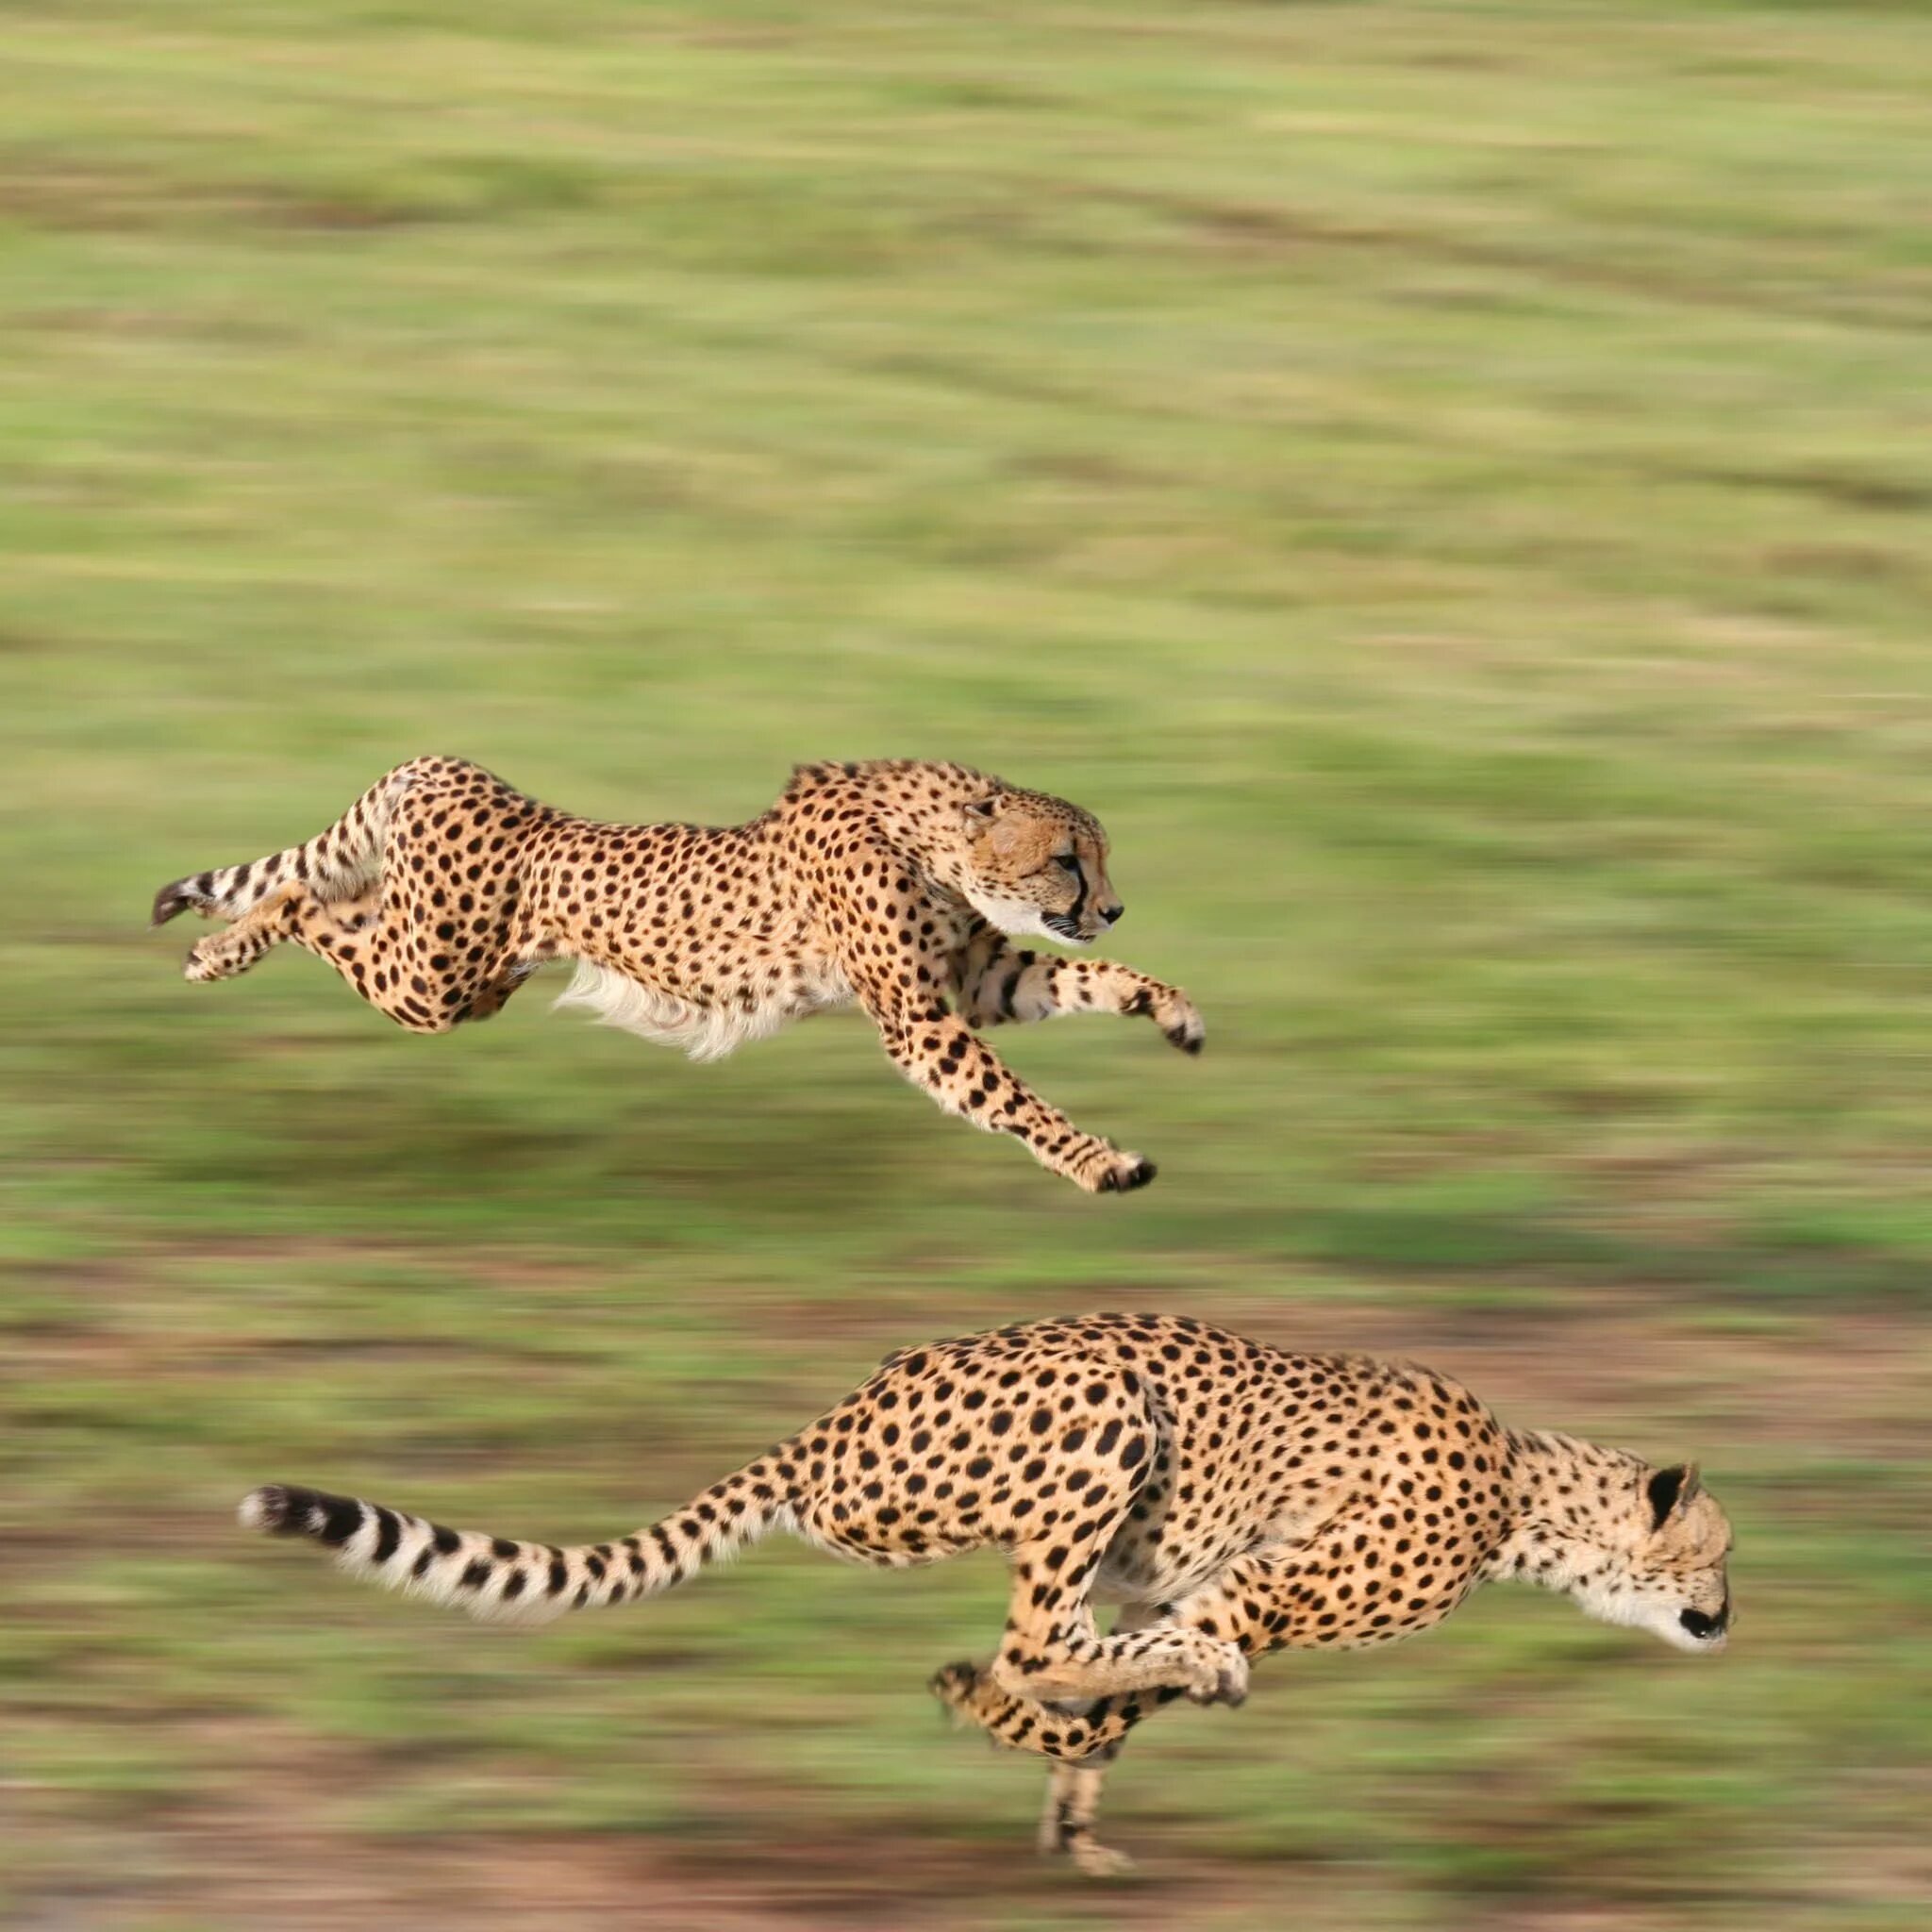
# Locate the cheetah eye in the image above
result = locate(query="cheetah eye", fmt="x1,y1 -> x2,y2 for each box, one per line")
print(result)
1053,853 -> 1080,871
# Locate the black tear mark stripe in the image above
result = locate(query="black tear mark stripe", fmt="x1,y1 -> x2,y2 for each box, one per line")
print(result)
1066,858 -> 1088,926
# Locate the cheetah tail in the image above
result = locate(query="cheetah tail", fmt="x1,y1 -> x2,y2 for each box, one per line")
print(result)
238,1462 -> 794,1625
150,758 -> 431,928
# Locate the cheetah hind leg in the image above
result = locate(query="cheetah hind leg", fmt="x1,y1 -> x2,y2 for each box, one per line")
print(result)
1034,1602 -> 1162,1879
927,1664 -> 1144,1879
182,882 -> 318,981
1040,1761 -> 1135,1879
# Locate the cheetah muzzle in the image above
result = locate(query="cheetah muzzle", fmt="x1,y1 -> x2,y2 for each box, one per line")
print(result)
238,1312 -> 1734,1876
151,757 -> 1205,1193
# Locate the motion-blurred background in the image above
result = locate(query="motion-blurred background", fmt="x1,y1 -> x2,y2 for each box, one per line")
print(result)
3,4 -> 1928,1927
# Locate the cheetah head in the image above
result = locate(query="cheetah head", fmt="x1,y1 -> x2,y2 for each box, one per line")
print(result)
1578,1462 -> 1735,1655
954,788 -> 1123,946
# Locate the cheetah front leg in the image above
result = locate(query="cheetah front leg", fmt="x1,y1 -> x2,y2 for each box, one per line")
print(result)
929,1555 -> 1245,1763
831,855 -> 1159,1193
957,930 -> 1204,1056
932,1572 -> 1300,1873
868,994 -> 1157,1193
931,1663 -> 1174,1764
936,1549 -> 1326,1773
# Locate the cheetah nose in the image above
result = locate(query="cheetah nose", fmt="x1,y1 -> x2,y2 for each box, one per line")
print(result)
1099,903 -> 1124,927
1679,1601 -> 1728,1641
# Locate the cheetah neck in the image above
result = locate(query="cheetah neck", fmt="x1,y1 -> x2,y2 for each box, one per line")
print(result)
858,766 -> 991,901
1484,1429 -> 1647,1604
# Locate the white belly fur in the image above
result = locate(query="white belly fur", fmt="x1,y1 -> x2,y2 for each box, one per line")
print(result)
552,958 -> 851,1063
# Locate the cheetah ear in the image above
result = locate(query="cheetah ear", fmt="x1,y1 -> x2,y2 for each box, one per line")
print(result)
961,791 -> 1008,824
1645,1463 -> 1700,1530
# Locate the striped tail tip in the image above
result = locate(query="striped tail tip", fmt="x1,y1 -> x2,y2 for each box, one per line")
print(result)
239,1483 -> 357,1541
238,1484 -> 291,1532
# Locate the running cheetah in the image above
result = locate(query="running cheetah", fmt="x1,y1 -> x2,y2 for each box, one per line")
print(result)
151,757 -> 1204,1193
240,1312 -> 1734,1876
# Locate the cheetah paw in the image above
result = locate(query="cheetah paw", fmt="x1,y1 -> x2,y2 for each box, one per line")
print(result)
1041,1813 -> 1139,1878
183,937 -> 239,982
1069,1840 -> 1137,1880
928,1660 -> 979,1720
1157,992 -> 1205,1057
1186,1646 -> 1248,1708
1085,1149 -> 1157,1195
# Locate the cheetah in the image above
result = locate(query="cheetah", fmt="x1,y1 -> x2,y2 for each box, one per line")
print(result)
239,1311 -> 1734,1877
151,757 -> 1203,1193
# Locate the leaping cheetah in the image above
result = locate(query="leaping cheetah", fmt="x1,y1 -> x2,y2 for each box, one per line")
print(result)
152,757 -> 1203,1194
240,1311 -> 1734,1876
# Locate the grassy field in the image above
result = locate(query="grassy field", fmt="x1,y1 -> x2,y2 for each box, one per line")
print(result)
4,2 -> 1931,1925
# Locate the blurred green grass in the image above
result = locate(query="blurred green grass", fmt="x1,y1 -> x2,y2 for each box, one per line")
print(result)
3,2 -> 1930,1926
